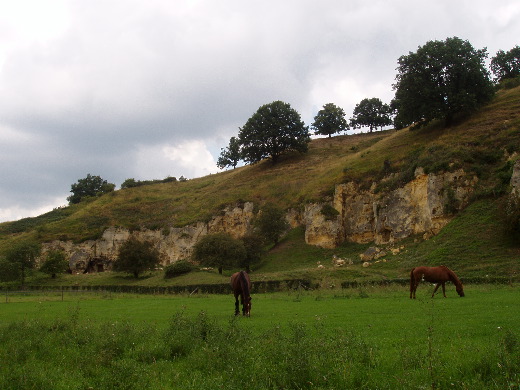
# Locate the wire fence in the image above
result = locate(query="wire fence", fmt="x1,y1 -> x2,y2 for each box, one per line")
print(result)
1,279 -> 316,303
3,288 -> 115,303
2,276 -> 515,303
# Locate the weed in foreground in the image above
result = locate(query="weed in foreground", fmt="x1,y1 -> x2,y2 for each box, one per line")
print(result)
0,310 -> 518,389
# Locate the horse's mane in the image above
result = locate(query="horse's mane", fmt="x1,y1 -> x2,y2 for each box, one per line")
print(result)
442,265 -> 462,286
239,271 -> 250,299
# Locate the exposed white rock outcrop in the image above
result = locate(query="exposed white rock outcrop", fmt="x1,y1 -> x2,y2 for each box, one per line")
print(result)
42,168 -> 500,271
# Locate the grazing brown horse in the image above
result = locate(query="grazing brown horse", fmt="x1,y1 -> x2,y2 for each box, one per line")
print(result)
230,271 -> 252,316
410,266 -> 465,299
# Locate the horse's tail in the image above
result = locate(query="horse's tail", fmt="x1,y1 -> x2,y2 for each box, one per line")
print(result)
410,267 -> 416,289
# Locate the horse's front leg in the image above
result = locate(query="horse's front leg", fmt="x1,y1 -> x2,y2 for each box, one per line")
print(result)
234,295 -> 240,316
432,283 -> 441,297
441,283 -> 446,298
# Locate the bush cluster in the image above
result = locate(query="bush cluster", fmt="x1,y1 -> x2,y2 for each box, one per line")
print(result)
163,261 -> 194,278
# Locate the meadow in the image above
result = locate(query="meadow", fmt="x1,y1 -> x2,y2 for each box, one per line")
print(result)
0,284 -> 518,389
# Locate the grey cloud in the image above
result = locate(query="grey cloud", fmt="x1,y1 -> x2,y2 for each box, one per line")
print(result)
1,0 -> 519,221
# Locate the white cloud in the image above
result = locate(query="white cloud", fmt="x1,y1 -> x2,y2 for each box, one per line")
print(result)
134,141 -> 218,182
0,196 -> 66,223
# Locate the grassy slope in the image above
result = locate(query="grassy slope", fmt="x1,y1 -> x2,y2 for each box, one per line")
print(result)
0,87 -> 519,286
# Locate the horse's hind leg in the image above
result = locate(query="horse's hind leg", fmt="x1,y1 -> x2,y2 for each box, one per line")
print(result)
410,284 -> 417,299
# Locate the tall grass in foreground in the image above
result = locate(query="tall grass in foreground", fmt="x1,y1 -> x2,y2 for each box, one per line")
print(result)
0,309 -> 518,390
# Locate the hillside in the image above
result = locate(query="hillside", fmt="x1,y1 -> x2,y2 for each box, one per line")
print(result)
0,86 -> 519,285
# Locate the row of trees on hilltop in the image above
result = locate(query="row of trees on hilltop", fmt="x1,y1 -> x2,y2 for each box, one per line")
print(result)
219,38 -> 520,169
217,98 -> 392,169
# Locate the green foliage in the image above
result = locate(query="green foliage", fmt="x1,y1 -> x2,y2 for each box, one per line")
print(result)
239,233 -> 264,272
311,102 -> 349,137
0,206 -> 73,235
2,240 -> 41,285
502,194 -> 520,242
393,37 -> 494,128
254,203 -> 289,245
67,173 -> 115,204
0,294 -> 519,390
163,260 -> 194,278
321,203 -> 340,221
191,232 -> 246,274
0,257 -> 18,283
350,97 -> 392,132
491,45 -> 520,82
498,76 -> 520,90
238,100 -> 310,164
39,249 -> 69,278
121,176 -> 177,189
113,237 -> 160,278
217,136 -> 241,169
443,185 -> 460,215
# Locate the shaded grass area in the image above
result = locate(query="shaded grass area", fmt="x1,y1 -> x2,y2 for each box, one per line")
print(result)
0,286 -> 518,389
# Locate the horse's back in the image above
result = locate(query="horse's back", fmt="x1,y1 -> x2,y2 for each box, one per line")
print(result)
413,266 -> 450,283
230,272 -> 240,289
230,271 -> 250,291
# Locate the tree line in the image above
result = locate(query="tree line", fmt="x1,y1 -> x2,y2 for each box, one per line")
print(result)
218,38 -> 520,169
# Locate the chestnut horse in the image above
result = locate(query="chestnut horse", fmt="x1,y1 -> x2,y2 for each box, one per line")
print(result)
410,266 -> 465,299
230,271 -> 252,316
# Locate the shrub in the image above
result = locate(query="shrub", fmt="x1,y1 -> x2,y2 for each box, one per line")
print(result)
502,194 -> 520,242
164,261 -> 194,278
321,204 -> 340,221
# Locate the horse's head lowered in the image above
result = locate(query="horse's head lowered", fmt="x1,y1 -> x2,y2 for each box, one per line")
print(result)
456,284 -> 465,297
244,296 -> 252,317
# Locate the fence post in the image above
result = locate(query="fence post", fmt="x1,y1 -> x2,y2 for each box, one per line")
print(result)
61,287 -> 64,301
5,290 -> 7,303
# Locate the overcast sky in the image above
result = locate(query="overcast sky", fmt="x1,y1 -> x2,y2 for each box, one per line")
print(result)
1,0 -> 519,223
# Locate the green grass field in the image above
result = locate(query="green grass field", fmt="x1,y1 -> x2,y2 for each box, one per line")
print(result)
1,284 -> 518,389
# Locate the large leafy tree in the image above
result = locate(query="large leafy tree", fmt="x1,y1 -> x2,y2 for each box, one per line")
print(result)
3,240 -> 41,285
113,237 -> 160,278
311,103 -> 349,137
491,45 -> 520,82
239,234 -> 264,273
192,232 -> 246,274
40,249 -> 69,278
350,98 -> 392,132
254,204 -> 289,245
392,37 -> 494,128
238,101 -> 310,164
217,136 -> 241,169
68,174 -> 116,204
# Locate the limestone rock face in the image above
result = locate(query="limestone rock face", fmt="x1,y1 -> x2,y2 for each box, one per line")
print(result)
41,202 -> 256,270
207,202 -> 255,238
333,169 -> 477,245
303,203 -> 344,249
40,170 -> 484,271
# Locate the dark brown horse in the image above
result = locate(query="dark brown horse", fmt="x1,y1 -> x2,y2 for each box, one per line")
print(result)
230,271 -> 252,316
410,266 -> 465,299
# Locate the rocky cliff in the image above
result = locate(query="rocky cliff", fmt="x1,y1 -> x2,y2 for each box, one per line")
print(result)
42,163 -> 520,272
305,168 -> 478,248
